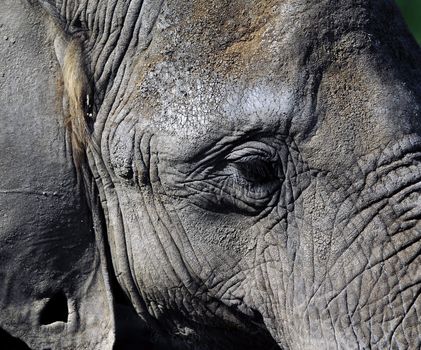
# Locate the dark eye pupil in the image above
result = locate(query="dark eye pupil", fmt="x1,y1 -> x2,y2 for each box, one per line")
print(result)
235,160 -> 276,183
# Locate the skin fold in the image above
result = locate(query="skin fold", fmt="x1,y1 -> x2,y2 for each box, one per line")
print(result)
1,0 -> 420,349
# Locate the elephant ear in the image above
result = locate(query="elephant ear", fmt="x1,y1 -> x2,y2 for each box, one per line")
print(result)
0,1 -> 114,348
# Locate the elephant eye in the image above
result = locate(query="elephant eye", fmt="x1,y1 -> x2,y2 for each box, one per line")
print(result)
207,153 -> 283,214
224,142 -> 282,186
231,157 -> 279,184
182,140 -> 284,214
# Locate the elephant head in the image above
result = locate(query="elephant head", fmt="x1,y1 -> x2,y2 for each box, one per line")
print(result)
3,0 -> 421,349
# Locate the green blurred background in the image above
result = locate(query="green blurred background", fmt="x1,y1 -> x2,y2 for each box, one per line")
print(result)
396,0 -> 421,44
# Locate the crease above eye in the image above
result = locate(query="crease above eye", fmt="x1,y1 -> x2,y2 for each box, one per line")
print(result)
225,142 -> 277,162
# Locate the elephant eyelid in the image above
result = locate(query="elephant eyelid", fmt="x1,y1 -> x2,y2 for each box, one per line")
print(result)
224,141 -> 277,162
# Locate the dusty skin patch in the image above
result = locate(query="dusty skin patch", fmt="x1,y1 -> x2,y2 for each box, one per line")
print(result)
188,0 -> 280,74
134,0 -> 282,80
128,0 -> 290,127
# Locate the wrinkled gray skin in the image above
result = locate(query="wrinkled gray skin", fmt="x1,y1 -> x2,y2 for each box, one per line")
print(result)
1,0 -> 420,349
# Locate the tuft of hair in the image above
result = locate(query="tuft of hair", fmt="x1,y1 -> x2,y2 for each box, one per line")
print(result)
36,0 -> 93,167
61,38 -> 92,166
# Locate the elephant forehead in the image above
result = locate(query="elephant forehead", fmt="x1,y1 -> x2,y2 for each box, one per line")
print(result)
125,66 -> 296,159
128,0 -> 374,124
147,73 -> 294,132
130,0 -> 301,97
125,2 -> 302,151
148,0 -> 294,76
110,0 -> 381,160
110,72 -> 295,163
151,0 -> 371,67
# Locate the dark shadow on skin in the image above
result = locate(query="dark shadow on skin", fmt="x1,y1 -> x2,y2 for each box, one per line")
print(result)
0,327 -> 31,350
112,281 -> 156,350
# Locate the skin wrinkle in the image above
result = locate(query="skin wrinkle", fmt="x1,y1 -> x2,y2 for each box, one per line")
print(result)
323,213 -> 386,308
92,1 -> 119,74
166,209 -> 224,282
141,189 -> 184,290
110,193 -> 141,310
109,65 -> 135,121
119,187 -> 146,304
135,145 -> 228,322
133,182 -> 187,316
154,197 -> 204,286
298,182 -> 416,346
385,282 -> 406,347
389,291 -> 421,346
322,224 -> 416,344
95,2 -> 137,89
326,165 -> 420,266
68,0 -> 162,114
92,128 -> 156,323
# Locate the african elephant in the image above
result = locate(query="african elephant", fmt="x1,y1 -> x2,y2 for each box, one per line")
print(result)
0,0 -> 420,349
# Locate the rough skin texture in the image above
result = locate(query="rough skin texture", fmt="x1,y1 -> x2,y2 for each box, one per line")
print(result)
0,0 -> 420,349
